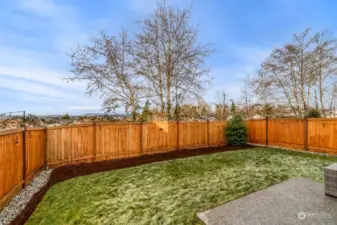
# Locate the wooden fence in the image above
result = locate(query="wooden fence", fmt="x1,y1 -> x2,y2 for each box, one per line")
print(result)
0,128 -> 46,210
47,121 -> 227,168
246,119 -> 266,144
247,118 -> 337,155
3,118 -> 337,210
307,119 -> 337,155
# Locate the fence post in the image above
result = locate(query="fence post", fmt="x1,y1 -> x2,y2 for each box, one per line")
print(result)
140,122 -> 143,155
207,120 -> 210,147
44,127 -> 48,169
304,118 -> 308,151
22,126 -> 27,187
265,116 -> 269,146
177,120 -> 180,150
93,121 -> 97,162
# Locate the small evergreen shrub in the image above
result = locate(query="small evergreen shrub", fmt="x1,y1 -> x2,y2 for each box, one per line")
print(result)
140,100 -> 151,122
61,113 -> 70,120
225,115 -> 248,146
306,108 -> 321,118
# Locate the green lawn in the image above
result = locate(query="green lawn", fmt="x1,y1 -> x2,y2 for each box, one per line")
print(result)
27,148 -> 337,225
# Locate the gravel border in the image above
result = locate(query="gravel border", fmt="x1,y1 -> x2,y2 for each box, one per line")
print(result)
0,170 -> 53,225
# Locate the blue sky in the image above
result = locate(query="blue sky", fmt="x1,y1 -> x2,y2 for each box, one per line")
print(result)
1,0 -> 337,115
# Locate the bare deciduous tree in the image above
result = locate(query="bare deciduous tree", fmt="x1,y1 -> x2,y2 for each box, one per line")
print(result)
240,88 -> 253,118
135,3 -> 213,120
67,31 -> 144,121
249,28 -> 337,118
248,69 -> 275,112
311,31 -> 337,117
214,91 -> 229,120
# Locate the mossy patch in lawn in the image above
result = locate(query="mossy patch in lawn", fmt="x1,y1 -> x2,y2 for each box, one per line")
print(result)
27,148 -> 337,225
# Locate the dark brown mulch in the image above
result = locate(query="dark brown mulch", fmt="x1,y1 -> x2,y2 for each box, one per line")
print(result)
10,145 -> 255,225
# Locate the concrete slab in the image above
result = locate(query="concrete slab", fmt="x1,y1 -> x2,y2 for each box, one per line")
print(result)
197,179 -> 337,225
325,163 -> 337,171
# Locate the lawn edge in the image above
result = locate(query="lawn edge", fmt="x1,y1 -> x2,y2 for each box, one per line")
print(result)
248,143 -> 337,158
10,145 -> 254,225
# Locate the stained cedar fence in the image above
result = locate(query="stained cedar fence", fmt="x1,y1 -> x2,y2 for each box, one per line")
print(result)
3,118 -> 337,210
0,128 -> 46,210
47,121 -> 227,168
247,118 -> 337,155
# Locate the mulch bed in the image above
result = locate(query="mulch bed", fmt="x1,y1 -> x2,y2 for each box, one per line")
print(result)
10,145 -> 255,225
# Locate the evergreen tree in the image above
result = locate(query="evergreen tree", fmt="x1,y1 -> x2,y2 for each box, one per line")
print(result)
141,100 -> 151,122
225,115 -> 248,146
230,100 -> 237,115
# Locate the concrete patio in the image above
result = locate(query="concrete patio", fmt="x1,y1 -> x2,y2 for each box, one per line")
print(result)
197,179 -> 337,225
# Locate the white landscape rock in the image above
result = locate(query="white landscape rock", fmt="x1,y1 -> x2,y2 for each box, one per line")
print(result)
0,169 -> 53,225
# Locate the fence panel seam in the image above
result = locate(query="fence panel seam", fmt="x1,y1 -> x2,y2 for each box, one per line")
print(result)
265,117 -> 269,146
140,122 -> 143,155
22,127 -> 26,187
93,122 -> 97,162
304,118 -> 308,151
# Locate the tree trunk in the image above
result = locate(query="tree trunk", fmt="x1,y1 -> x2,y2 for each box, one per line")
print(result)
132,110 -> 136,121
159,76 -> 165,115
299,49 -> 307,116
174,74 -> 179,120
166,70 -> 171,119
289,62 -> 301,116
166,43 -> 172,120
129,89 -> 137,122
306,78 -> 312,114
319,66 -> 326,117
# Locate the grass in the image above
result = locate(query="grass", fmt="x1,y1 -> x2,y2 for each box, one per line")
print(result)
27,148 -> 337,225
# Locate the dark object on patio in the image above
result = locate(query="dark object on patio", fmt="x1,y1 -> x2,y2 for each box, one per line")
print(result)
324,163 -> 337,198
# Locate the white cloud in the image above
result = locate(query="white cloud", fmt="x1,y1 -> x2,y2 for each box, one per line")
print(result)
22,95 -> 61,103
0,0 -> 102,114
19,0 -> 87,52
0,65 -> 85,91
68,105 -> 102,111
205,46 -> 271,103
0,76 -> 71,99
206,82 -> 243,101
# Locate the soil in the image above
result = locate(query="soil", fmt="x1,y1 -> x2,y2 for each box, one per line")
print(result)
10,145 -> 255,225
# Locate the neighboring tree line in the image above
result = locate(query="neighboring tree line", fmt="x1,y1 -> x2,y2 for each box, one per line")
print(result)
67,3 -> 337,121
247,28 -> 337,118
66,3 -> 213,121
